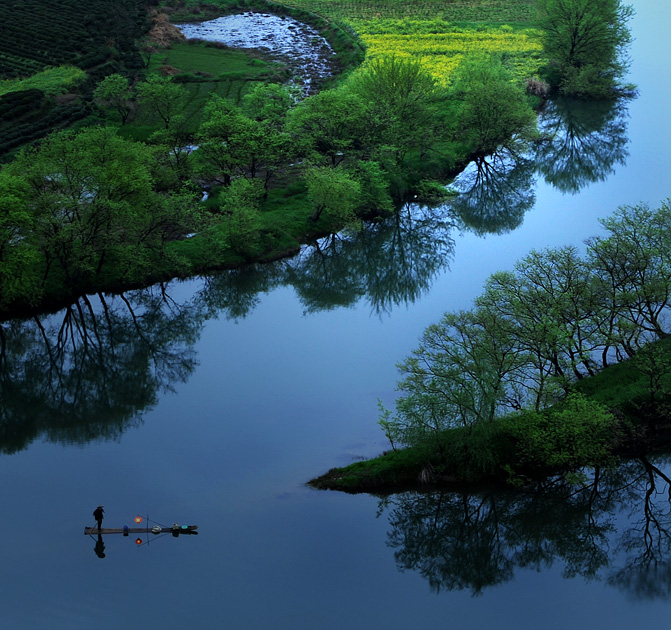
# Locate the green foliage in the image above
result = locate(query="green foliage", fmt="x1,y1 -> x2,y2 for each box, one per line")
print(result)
347,55 -> 442,163
451,55 -> 536,155
242,83 -> 300,130
506,394 -> 617,472
0,66 -> 86,97
93,73 -> 134,124
1,126 -> 202,298
137,76 -> 188,129
376,201 -> 671,485
536,0 -> 634,97
305,166 -> 362,226
287,87 -> 368,166
220,178 -> 264,258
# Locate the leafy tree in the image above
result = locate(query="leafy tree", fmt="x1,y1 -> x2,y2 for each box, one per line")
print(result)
148,116 -> 195,187
347,55 -> 441,164
287,88 -> 368,166
586,202 -> 671,359
93,73 -> 135,125
7,126 -> 201,287
349,160 -> 394,216
136,75 -> 187,129
0,170 -> 40,307
536,0 -> 634,97
305,166 -> 361,225
451,55 -> 536,156
242,82 -> 300,131
380,305 -> 525,452
219,178 -> 263,258
198,95 -> 293,188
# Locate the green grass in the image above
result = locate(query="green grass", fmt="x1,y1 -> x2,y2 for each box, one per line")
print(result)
148,41 -> 285,78
0,65 -> 86,97
573,337 -> 671,410
275,0 -> 537,24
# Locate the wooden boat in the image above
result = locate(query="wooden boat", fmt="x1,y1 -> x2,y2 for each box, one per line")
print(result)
85,524 -> 198,536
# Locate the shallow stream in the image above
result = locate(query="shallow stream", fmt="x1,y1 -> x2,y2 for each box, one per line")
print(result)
176,12 -> 335,93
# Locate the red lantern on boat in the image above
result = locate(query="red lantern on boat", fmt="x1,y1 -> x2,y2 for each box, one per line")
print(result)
135,538 -> 142,545
134,516 -> 143,524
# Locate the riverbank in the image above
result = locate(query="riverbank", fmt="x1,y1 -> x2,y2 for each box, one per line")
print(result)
309,337 -> 671,493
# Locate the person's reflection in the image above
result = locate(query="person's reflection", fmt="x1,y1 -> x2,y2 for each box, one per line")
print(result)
94,533 -> 105,559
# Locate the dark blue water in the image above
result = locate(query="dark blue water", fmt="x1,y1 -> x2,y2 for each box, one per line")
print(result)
2,1 -> 671,627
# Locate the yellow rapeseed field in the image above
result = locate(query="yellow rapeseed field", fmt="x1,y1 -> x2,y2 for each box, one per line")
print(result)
278,0 -> 545,84
350,20 -> 544,83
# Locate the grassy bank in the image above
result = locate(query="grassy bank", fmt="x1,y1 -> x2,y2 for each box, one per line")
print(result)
309,338 -> 671,493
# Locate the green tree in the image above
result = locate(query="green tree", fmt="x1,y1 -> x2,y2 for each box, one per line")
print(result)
198,95 -> 293,188
8,126 -> 200,287
93,73 -> 135,125
242,83 -> 300,131
380,305 -> 524,452
536,0 -> 634,97
347,55 -> 441,164
586,202 -> 671,360
451,55 -> 536,156
136,75 -> 187,129
287,88 -> 368,166
0,170 -> 40,307
219,178 -> 263,258
305,166 -> 361,225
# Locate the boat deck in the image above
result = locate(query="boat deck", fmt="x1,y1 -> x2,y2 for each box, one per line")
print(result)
84,525 -> 198,535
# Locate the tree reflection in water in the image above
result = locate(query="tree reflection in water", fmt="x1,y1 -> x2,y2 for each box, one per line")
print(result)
0,286 -> 206,453
449,96 -> 631,235
449,149 -> 537,235
283,204 -> 455,316
198,203 -> 455,319
382,456 -> 671,599
0,203 -> 456,452
535,97 -> 630,194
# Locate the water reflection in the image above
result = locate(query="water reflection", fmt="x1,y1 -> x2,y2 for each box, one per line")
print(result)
450,96 -> 631,234
450,150 -> 536,235
535,97 -> 630,193
197,203 -> 455,319
382,456 -> 671,599
0,204 -> 454,452
0,287 -> 206,453
283,205 -> 455,316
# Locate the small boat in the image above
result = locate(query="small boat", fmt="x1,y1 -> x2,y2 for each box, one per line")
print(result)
85,524 -> 198,536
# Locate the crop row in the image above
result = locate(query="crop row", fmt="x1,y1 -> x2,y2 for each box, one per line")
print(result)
0,0 -> 148,79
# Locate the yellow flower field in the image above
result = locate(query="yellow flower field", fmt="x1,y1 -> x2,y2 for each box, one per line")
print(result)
277,0 -> 545,83
350,20 -> 544,83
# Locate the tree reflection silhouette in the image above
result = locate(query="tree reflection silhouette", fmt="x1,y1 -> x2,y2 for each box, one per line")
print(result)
383,457 -> 671,598
283,204 -> 455,316
0,286 -> 204,453
450,96 -> 631,235
535,97 -> 630,194
449,149 -> 537,235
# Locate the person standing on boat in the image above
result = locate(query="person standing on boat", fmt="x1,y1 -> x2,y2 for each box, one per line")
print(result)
93,505 -> 104,531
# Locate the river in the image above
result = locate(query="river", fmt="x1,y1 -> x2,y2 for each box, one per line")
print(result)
2,1 -> 671,628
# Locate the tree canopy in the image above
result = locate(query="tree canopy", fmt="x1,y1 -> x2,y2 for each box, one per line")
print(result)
537,0 -> 634,97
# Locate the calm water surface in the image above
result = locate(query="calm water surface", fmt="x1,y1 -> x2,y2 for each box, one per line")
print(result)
2,1 -> 671,627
